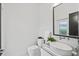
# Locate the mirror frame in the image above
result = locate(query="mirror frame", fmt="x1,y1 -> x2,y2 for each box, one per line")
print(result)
53,3 -> 79,38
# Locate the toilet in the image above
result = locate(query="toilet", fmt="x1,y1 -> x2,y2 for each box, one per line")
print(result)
28,45 -> 41,56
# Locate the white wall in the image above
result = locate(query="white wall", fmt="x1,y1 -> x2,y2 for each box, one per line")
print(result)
39,3 -> 53,36
39,3 -> 78,48
2,3 -> 40,56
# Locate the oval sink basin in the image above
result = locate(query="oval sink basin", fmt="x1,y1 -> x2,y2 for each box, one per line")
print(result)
50,42 -> 72,56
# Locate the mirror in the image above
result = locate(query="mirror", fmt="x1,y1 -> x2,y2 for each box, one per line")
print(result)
53,3 -> 79,38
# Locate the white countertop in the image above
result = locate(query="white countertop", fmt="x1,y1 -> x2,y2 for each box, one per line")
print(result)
41,44 -> 61,56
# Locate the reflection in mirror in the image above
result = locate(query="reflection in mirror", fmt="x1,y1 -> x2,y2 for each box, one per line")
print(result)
69,11 -> 79,36
53,3 -> 79,38
55,18 -> 68,35
58,18 -> 68,35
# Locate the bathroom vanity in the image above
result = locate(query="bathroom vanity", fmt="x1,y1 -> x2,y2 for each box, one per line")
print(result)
40,42 -> 77,56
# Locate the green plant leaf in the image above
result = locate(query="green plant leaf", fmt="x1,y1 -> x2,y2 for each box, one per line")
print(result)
47,36 -> 56,42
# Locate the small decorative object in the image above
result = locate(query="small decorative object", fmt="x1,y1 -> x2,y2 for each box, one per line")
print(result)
37,36 -> 44,47
38,37 -> 44,39
47,32 -> 56,42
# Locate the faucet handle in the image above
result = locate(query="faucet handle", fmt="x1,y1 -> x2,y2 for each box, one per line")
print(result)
72,51 -> 77,56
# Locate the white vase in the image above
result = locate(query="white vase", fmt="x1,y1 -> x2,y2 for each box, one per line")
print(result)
37,39 -> 44,47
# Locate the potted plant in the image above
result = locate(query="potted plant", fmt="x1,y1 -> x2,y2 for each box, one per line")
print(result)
47,32 -> 56,44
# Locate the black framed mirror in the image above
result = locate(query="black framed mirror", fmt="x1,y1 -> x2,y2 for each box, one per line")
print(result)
53,3 -> 79,38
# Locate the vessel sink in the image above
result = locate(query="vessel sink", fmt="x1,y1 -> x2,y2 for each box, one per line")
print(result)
50,42 -> 72,56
